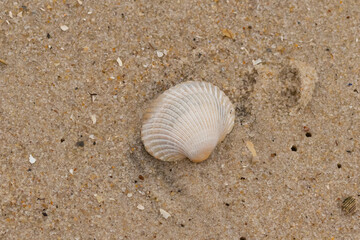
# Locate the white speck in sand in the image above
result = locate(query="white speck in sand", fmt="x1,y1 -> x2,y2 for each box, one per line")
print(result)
127,193 -> 133,198
29,154 -> 36,164
94,194 -> 104,203
89,134 -> 95,139
77,0 -> 83,5
90,114 -> 97,124
252,59 -> 262,66
69,169 -> 74,175
9,11 -> 13,18
60,25 -> 69,31
117,57 -> 123,67
160,208 -> 171,219
137,204 -> 145,210
156,50 -> 164,58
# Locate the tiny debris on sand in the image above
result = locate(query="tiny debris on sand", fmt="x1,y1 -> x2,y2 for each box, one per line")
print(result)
342,196 -> 356,214
222,29 -> 234,39
90,114 -> 97,124
94,194 -> 104,203
160,208 -> 171,219
137,204 -> 145,210
29,155 -> 36,164
156,51 -> 164,58
245,140 -> 259,163
252,59 -> 262,66
60,25 -> 69,31
117,57 -> 123,67
245,141 -> 257,157
0,59 -> 8,65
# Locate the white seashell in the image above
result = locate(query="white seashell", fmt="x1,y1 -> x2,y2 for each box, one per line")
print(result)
141,81 -> 235,163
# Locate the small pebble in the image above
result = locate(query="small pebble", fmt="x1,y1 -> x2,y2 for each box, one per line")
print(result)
29,154 -> 36,164
60,25 -> 69,31
137,204 -> 145,210
127,193 -> 133,198
76,141 -> 85,147
69,169 -> 74,175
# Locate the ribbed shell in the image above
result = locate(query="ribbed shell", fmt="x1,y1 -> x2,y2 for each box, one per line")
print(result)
141,81 -> 235,162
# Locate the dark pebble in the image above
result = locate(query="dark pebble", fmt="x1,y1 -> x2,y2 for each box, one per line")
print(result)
76,141 -> 84,147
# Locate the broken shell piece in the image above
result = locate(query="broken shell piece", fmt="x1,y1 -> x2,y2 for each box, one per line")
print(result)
60,25 -> 69,31
342,196 -> 356,214
160,208 -> 171,219
141,81 -> 235,163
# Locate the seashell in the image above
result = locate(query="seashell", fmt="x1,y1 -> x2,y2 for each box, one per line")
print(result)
341,196 -> 356,214
141,81 -> 235,163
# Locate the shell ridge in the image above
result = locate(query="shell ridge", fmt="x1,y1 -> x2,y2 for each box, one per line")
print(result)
142,127 -> 186,151
202,83 -> 219,139
142,125 -> 188,150
147,100 -> 194,141
211,85 -> 223,139
142,116 -> 188,143
172,86 -> 204,139
151,144 -> 186,157
182,84 -> 209,133
163,93 -> 201,138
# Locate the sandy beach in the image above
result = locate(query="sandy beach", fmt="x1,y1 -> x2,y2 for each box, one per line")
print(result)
1,0 -> 359,239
